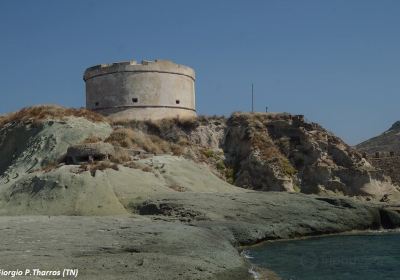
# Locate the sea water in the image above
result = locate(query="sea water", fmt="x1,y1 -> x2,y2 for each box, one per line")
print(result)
247,233 -> 400,280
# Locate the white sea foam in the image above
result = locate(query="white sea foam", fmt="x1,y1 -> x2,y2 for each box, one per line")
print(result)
241,250 -> 254,259
242,250 -> 260,279
248,266 -> 260,280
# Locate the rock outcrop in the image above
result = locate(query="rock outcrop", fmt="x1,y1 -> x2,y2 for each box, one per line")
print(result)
0,191 -> 399,280
221,113 -> 398,198
366,156 -> 400,187
0,115 -> 112,185
356,121 -> 400,188
66,142 -> 115,164
109,112 -> 398,199
356,120 -> 400,154
0,106 -> 398,208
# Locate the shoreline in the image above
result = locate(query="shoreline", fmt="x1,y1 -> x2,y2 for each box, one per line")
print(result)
1,192 -> 400,279
240,227 -> 400,251
239,228 -> 400,280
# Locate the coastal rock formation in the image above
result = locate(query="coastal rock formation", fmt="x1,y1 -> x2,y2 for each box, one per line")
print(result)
221,113 -> 398,199
0,192 -> 399,280
366,156 -> 400,187
0,216 -> 252,280
0,108 -> 111,185
134,192 -> 400,243
0,106 -> 397,202
356,121 -> 400,187
1,106 -> 400,279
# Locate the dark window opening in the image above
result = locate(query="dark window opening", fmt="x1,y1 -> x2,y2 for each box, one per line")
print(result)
95,102 -> 99,106
132,98 -> 138,103
176,100 -> 180,104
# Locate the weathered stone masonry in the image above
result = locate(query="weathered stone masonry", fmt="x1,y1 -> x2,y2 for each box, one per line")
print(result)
84,59 -> 196,121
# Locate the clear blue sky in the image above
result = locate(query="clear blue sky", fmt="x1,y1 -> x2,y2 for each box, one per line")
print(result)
0,0 -> 399,145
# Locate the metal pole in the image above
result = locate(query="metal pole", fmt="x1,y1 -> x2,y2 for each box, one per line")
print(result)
251,83 -> 254,113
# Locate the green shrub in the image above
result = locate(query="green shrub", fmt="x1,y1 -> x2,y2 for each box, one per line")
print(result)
203,149 -> 215,158
216,160 -> 225,171
225,167 -> 235,184
280,158 -> 297,176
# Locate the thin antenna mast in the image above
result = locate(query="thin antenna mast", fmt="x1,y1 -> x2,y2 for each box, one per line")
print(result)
251,83 -> 254,113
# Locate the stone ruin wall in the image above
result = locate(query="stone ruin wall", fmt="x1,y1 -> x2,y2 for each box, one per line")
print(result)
365,152 -> 400,186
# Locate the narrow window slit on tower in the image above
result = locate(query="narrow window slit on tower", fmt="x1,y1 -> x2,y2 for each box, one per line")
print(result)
176,100 -> 180,104
132,98 -> 138,103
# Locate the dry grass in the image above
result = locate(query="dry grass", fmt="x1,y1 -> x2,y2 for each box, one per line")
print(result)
31,161 -> 62,173
230,112 -> 294,126
141,166 -> 153,172
111,118 -> 193,145
82,135 -> 103,144
122,161 -> 153,172
109,116 -> 226,161
80,161 -> 119,177
105,128 -> 184,156
144,115 -> 226,132
112,116 -> 200,132
251,126 -> 297,176
110,146 -> 132,163
0,105 -> 107,127
111,115 -> 225,143
230,112 -> 297,177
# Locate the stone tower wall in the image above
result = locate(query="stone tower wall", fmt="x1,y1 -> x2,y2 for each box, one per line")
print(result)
84,60 -> 196,121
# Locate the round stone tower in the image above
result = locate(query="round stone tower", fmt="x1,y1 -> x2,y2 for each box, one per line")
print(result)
83,59 -> 196,121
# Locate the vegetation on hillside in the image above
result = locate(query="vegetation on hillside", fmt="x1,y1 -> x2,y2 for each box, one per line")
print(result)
0,105 -> 106,127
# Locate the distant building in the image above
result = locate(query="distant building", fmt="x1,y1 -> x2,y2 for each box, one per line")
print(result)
84,59 -> 196,120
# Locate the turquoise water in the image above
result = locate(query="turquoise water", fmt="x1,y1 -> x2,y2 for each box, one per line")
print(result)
247,233 -> 400,280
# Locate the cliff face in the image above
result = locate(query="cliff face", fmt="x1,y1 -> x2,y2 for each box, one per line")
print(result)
356,121 -> 400,187
221,113 -> 396,198
368,156 -> 400,187
118,111 -> 397,198
223,113 -> 297,192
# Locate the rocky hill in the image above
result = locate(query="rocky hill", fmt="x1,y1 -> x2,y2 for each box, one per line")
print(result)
222,113 -> 396,198
117,111 -> 398,199
356,121 -> 400,154
355,121 -> 400,188
1,106 -> 400,279
0,106 -> 398,215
